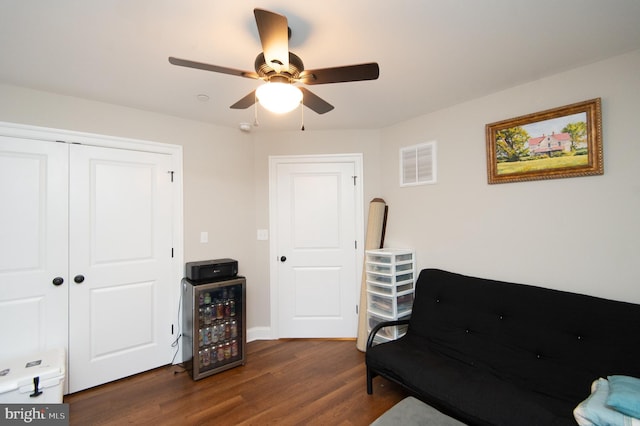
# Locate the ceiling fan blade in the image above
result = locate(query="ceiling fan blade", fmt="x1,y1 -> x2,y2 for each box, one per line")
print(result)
254,8 -> 289,72
168,57 -> 259,79
300,87 -> 334,114
230,90 -> 257,109
300,63 -> 380,85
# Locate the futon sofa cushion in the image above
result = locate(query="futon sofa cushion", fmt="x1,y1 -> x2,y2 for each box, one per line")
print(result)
367,334 -> 571,425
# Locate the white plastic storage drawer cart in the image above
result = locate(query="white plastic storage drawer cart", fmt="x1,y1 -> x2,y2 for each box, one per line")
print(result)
365,248 -> 416,345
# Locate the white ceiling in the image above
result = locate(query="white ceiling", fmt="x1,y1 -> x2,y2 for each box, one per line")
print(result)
1,1 -> 640,132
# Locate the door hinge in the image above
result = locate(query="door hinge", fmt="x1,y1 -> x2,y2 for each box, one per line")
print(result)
168,171 -> 175,182
171,324 -> 174,334
355,240 -> 357,250
352,175 -> 357,186
171,248 -> 174,258
356,305 -> 359,314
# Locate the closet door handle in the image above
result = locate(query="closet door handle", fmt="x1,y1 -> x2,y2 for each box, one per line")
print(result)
74,275 -> 85,284
52,277 -> 64,286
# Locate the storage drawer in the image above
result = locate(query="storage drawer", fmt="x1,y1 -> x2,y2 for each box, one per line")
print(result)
367,292 -> 414,317
396,293 -> 414,313
366,263 -> 392,274
366,271 -> 414,285
365,261 -> 413,275
366,254 -> 393,264
367,281 -> 414,295
365,252 -> 413,265
368,312 -> 410,341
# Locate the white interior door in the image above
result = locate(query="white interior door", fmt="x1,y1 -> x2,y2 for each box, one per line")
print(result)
68,144 -> 174,393
0,137 -> 68,360
272,157 -> 361,338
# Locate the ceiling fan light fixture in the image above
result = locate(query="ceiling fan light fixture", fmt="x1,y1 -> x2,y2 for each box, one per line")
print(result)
256,82 -> 302,114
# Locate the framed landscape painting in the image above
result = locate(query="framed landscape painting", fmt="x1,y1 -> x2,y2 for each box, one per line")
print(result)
485,98 -> 603,184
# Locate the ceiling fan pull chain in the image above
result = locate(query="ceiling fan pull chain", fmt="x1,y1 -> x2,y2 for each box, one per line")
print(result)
254,93 -> 258,126
301,98 -> 305,131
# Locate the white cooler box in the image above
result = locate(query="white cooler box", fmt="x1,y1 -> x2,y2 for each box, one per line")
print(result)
0,348 -> 66,403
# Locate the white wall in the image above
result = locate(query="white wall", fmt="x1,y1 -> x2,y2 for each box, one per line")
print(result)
379,50 -> 640,304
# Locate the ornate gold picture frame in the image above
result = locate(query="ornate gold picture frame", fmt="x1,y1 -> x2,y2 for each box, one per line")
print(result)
486,98 -> 603,184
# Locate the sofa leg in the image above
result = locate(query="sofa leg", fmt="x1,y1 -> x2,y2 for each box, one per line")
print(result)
367,368 -> 374,394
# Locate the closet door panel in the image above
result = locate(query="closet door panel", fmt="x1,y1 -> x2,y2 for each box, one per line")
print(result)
0,137 -> 69,360
68,144 -> 174,393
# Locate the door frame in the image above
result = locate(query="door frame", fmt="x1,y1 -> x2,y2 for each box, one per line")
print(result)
268,154 -> 364,339
0,121 -> 184,366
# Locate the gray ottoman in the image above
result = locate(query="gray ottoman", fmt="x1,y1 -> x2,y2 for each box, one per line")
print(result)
371,396 -> 466,426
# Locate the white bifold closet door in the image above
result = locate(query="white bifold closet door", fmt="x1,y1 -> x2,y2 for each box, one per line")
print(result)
68,144 -> 174,393
0,137 -> 174,393
0,137 -> 69,360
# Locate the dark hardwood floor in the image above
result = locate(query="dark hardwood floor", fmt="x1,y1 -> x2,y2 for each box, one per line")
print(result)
64,339 -> 408,425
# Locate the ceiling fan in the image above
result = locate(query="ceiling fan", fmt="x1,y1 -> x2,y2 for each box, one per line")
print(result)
168,8 -> 380,115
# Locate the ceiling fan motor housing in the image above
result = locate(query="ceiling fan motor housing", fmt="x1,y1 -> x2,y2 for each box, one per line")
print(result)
255,52 -> 304,82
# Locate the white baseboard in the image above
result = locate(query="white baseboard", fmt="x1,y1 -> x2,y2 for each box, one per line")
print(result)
247,326 -> 275,342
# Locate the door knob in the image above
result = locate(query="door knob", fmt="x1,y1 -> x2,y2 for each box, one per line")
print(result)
280,256 -> 287,262
74,275 -> 85,284
52,277 -> 64,286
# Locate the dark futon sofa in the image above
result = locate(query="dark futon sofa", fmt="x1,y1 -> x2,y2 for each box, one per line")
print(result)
366,268 -> 640,425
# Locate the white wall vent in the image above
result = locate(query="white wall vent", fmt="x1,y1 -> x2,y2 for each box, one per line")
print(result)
400,141 -> 437,186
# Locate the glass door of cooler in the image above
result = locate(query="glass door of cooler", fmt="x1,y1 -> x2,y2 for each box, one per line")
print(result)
182,276 -> 246,380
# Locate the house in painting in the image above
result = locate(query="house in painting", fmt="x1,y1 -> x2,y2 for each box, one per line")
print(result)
527,132 -> 574,156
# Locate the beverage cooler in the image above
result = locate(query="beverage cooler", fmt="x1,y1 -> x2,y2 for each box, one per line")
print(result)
182,276 -> 246,380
